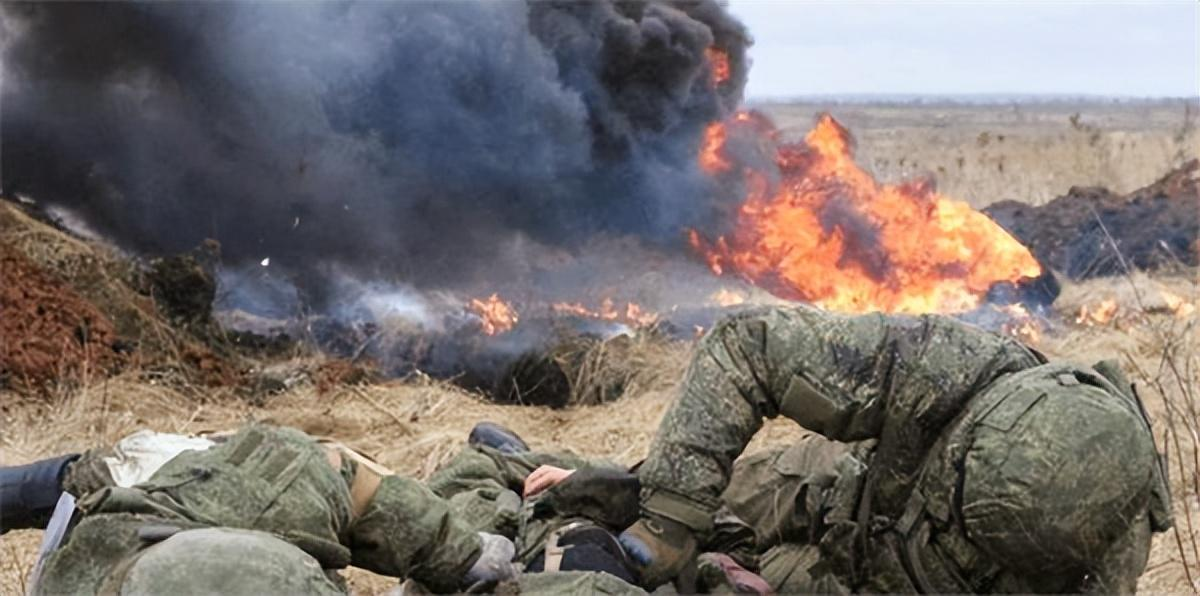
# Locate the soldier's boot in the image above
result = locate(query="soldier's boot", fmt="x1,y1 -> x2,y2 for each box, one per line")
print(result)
0,454 -> 79,533
467,422 -> 529,454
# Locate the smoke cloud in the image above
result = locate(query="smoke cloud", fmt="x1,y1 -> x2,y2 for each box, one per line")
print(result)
1,1 -> 750,305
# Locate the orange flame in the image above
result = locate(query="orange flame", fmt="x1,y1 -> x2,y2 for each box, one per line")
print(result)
1074,298 -> 1119,326
1000,304 -> 1042,344
1159,288 -> 1196,318
468,293 -> 519,335
552,297 -> 659,327
700,123 -> 732,174
690,112 -> 1042,314
705,47 -> 731,87
710,288 -> 747,307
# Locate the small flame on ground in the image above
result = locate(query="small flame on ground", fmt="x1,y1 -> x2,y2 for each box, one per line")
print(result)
1075,299 -> 1120,326
468,293 -> 519,335
1000,304 -> 1042,344
691,112 -> 1042,315
710,288 -> 747,307
551,298 -> 659,327
1159,288 -> 1197,318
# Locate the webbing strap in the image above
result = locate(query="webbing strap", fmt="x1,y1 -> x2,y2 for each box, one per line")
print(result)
320,442 -> 393,519
542,522 -> 586,572
642,490 -> 714,533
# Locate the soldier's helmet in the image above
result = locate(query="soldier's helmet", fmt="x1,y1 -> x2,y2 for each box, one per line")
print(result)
957,365 -> 1170,587
115,527 -> 344,594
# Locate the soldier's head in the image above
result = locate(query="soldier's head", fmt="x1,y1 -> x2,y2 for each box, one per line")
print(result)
957,369 -> 1169,590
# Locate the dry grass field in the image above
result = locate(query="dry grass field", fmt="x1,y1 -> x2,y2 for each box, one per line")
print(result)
759,98 -> 1200,208
3,100 -> 1198,594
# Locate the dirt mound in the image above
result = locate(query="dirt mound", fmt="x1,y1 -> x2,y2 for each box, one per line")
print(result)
0,200 -> 243,392
985,160 -> 1199,280
0,245 -> 123,388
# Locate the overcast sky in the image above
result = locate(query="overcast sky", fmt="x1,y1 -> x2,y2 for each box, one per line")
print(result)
725,1 -> 1199,98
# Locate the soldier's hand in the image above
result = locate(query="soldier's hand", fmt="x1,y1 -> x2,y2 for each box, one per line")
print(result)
617,515 -> 698,588
523,465 -> 575,497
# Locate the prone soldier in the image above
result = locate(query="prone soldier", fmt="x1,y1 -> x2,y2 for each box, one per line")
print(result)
3,425 -> 516,594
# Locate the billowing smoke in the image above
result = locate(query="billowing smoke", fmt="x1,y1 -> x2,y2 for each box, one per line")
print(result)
1,1 -> 750,305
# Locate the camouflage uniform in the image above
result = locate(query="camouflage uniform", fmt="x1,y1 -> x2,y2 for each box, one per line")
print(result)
428,445 -> 646,580
637,305 -> 1172,593
36,424 -> 482,594
428,443 -> 759,593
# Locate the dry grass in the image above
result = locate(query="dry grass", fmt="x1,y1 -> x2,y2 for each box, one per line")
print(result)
759,99 -> 1200,208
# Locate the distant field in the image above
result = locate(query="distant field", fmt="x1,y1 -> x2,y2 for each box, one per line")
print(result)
757,99 -> 1200,207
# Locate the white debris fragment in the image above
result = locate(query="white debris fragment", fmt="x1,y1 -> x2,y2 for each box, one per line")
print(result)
260,257 -> 270,267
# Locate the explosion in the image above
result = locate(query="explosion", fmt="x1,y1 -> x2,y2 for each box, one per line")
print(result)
691,112 -> 1043,314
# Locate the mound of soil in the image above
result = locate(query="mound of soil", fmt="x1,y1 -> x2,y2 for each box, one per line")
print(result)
0,200 -> 244,392
985,160 -> 1199,280
0,245 -> 123,388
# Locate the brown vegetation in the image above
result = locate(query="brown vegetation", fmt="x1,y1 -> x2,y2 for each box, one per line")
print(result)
0,244 -> 122,388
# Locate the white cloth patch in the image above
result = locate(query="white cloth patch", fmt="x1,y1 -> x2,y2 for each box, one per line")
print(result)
102,430 -> 216,488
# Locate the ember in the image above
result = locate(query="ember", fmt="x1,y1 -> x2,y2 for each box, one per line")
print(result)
468,294 -> 519,336
691,112 -> 1043,314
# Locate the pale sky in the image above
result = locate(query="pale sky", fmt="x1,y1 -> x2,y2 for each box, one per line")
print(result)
726,1 -> 1199,98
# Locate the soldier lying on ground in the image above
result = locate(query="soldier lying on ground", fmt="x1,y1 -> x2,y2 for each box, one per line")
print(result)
2,424 -> 516,594
2,422 -> 769,594
620,305 -> 1174,593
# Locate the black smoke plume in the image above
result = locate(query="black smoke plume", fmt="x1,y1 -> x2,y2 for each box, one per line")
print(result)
1,1 -> 750,303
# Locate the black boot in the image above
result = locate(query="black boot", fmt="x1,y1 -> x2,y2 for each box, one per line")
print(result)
468,422 -> 529,454
0,453 -> 79,533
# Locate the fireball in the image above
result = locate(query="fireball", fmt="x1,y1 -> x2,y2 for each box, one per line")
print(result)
691,112 -> 1042,314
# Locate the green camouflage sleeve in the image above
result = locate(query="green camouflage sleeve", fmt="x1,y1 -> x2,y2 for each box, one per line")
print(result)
347,475 -> 482,593
637,305 -> 1040,530
425,445 -> 607,537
